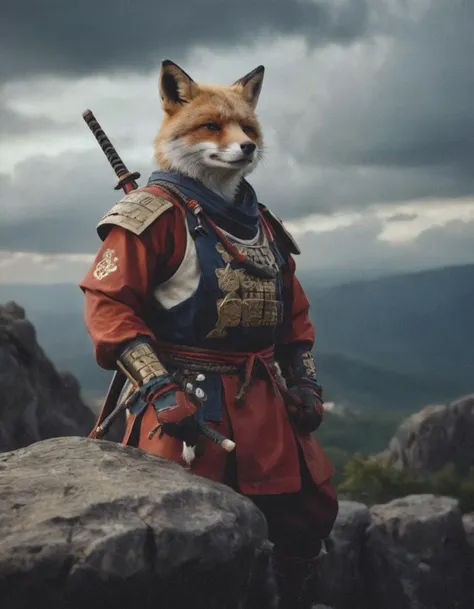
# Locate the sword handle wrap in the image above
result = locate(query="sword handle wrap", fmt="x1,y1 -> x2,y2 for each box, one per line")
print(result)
197,420 -> 236,452
82,109 -> 140,192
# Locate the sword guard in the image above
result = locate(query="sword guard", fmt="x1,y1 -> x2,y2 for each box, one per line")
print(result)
114,171 -> 141,191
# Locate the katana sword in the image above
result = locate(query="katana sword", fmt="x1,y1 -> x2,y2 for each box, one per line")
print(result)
82,109 -> 141,193
82,109 -> 235,453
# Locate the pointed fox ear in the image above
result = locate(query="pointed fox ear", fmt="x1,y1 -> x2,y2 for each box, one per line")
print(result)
159,60 -> 199,112
232,66 -> 265,109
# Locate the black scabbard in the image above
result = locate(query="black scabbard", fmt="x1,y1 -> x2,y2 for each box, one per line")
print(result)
89,371 -> 127,439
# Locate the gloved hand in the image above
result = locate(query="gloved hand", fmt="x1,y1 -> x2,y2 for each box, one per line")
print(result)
287,385 -> 324,434
117,337 -> 208,443
127,371 -> 207,444
276,343 -> 324,434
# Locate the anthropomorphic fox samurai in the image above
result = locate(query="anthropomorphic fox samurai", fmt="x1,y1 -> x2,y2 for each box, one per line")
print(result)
80,60 -> 338,608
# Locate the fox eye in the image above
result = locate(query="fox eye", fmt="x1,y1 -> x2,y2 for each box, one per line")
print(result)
242,124 -> 256,135
202,122 -> 221,131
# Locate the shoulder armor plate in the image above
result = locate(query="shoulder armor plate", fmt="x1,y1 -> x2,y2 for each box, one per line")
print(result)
97,189 -> 174,241
259,205 -> 301,255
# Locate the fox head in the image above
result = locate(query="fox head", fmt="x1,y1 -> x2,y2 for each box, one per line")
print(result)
154,60 -> 265,201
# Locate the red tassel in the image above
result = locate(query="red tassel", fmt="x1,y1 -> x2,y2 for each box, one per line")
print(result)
202,213 -> 248,264
186,199 -> 208,236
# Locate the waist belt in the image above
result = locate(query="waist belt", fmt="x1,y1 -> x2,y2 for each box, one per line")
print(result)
160,354 -> 241,374
156,342 -> 283,403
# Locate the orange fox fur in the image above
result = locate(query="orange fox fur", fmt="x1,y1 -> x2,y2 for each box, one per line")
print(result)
154,60 -> 265,201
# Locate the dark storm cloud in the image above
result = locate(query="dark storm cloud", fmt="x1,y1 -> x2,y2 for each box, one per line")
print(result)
0,151 -> 120,254
253,161 -> 474,217
300,1 -> 474,176
358,0 -> 474,173
0,0 -> 373,83
0,97 -> 75,137
1,147 -> 473,257
2,0 -> 474,273
260,0 -> 474,216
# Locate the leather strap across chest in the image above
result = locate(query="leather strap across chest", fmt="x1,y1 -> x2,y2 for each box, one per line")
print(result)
142,182 -> 281,279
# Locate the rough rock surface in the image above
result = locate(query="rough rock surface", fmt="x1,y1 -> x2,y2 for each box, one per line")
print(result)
463,513 -> 474,549
319,496 -> 474,609
0,436 -> 275,609
318,501 -> 371,609
0,302 -> 96,451
1,440 -> 473,609
378,394 -> 474,475
364,494 -> 473,609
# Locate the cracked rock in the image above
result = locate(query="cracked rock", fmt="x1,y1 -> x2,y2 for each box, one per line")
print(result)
364,494 -> 473,609
0,436 -> 274,609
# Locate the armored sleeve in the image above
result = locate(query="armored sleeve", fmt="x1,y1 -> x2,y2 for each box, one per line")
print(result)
279,255 -> 314,347
261,204 -> 316,375
275,255 -> 320,387
79,193 -> 187,369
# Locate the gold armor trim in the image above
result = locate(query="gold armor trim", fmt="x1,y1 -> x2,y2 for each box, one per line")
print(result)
208,238 -> 284,338
97,190 -> 174,241
301,351 -> 317,380
119,342 -> 167,386
93,248 -> 118,280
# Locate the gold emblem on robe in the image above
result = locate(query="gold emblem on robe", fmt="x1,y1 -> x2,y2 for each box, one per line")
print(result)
93,249 -> 119,281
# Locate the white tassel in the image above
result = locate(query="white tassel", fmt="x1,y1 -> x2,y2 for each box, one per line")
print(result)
182,442 -> 196,465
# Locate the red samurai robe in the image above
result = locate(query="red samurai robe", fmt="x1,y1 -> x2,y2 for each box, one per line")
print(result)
80,171 -> 338,608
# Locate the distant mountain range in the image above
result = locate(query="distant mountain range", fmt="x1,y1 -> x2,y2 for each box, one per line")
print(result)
1,263 -> 472,412
304,264 -> 474,409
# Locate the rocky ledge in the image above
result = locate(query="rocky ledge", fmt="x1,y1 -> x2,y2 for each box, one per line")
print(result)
1,436 -> 473,609
0,302 -> 96,452
0,437 -> 276,609
318,495 -> 474,609
379,394 -> 474,476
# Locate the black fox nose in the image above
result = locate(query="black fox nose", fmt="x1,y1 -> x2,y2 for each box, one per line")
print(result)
241,142 -> 256,155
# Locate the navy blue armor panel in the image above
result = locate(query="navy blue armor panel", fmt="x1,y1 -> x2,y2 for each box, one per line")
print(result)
152,206 -> 287,353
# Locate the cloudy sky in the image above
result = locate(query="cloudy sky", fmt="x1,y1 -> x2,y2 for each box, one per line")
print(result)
1,0 -> 474,284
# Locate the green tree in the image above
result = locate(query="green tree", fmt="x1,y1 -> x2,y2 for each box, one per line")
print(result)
338,453 -> 425,504
338,455 -> 474,512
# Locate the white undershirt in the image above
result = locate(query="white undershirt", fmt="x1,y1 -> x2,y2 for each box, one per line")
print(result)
153,218 -> 261,310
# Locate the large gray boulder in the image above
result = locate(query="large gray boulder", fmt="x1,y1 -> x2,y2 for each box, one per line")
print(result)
0,436 -> 276,609
379,395 -> 474,475
364,494 -> 473,609
0,302 -> 96,451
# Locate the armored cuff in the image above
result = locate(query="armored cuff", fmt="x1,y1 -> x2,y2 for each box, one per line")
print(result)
118,338 -> 167,386
278,344 -> 322,396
